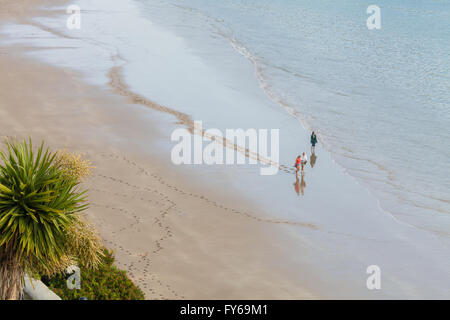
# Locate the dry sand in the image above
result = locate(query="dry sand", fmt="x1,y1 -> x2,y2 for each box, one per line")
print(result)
0,0 -> 315,299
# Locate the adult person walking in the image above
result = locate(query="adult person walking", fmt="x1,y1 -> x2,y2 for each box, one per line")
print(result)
311,131 -> 318,153
300,152 -> 308,175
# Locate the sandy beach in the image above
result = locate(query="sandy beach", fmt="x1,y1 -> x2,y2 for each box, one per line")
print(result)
1,0 -> 449,299
0,0 -> 317,299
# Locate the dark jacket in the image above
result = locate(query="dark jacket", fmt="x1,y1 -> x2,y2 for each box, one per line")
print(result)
311,134 -> 317,146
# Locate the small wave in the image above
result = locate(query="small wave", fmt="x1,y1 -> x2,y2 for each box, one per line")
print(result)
204,10 -> 450,228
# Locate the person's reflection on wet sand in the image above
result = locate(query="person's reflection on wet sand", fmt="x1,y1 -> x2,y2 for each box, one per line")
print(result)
293,174 -> 306,196
294,175 -> 300,196
310,151 -> 317,168
300,174 -> 306,195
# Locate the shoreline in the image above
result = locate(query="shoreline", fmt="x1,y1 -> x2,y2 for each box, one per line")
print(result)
1,0 -> 449,299
0,0 -> 317,299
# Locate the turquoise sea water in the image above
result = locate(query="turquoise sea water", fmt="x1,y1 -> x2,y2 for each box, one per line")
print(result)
137,0 -> 450,238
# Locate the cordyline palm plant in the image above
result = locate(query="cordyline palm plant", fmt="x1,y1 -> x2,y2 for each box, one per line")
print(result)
0,139 -> 101,300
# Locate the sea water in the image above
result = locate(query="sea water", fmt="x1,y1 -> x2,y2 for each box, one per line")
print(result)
134,0 -> 450,239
